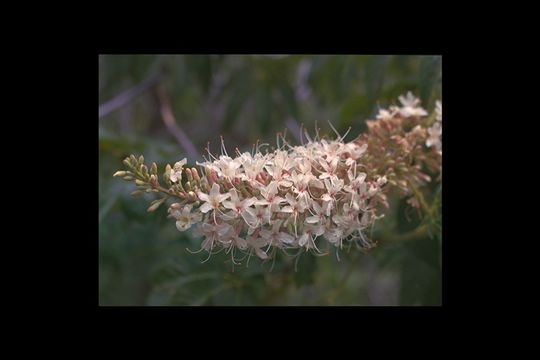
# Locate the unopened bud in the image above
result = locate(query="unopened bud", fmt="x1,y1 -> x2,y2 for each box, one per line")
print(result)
151,162 -> 158,175
185,168 -> 193,182
191,168 -> 200,181
113,171 -> 127,177
141,165 -> 148,177
164,164 -> 172,183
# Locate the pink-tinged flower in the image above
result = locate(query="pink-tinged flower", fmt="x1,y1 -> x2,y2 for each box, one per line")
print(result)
200,221 -> 231,251
317,156 -> 339,180
197,183 -> 231,213
321,178 -> 344,202
254,181 -> 286,211
298,223 -> 325,250
344,170 -> 367,193
332,203 -> 360,229
243,204 -> 272,228
260,220 -> 295,247
272,150 -> 293,172
265,164 -> 293,188
222,189 -> 256,220
218,228 -> 248,251
320,139 -> 342,164
215,155 -> 241,179
246,234 -> 269,259
170,158 -> 187,183
306,201 -> 330,224
281,192 -> 308,236
281,193 -> 307,215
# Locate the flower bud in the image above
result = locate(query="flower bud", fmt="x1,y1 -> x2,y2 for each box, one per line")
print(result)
141,165 -> 148,178
185,168 -> 193,182
191,168 -> 200,181
164,164 -> 172,183
113,171 -> 126,177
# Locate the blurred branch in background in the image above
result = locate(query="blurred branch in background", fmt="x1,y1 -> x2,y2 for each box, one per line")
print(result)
99,75 -> 160,119
285,117 -> 302,143
155,84 -> 200,160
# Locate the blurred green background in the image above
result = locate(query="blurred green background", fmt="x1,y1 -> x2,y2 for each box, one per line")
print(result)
99,55 -> 442,306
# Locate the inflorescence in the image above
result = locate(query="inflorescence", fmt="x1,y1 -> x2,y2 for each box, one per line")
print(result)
114,92 -> 442,264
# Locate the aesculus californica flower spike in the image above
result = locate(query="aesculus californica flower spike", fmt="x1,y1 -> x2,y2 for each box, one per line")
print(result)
114,92 -> 442,266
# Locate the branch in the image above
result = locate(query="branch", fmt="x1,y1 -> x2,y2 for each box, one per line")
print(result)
99,75 -> 160,119
155,85 -> 200,160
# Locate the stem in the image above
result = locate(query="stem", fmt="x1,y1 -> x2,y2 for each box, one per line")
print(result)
380,224 -> 428,244
409,182 -> 431,217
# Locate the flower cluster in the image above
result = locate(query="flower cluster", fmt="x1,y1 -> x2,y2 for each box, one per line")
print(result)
114,92 -> 442,263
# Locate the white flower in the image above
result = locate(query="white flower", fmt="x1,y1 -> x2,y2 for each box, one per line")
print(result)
243,204 -> 272,228
398,92 -> 428,118
254,181 -> 286,211
216,155 -> 241,179
281,193 -> 307,215
306,201 -> 330,224
197,183 -> 231,213
246,234 -> 269,259
435,100 -> 442,122
281,193 -> 307,236
321,178 -> 344,202
222,189 -> 256,221
376,109 -> 393,120
317,157 -> 339,180
426,121 -> 442,150
173,204 -> 203,231
344,170 -> 367,193
200,221 -> 231,251
298,223 -> 325,250
218,228 -> 248,250
265,163 -> 293,188
260,220 -> 295,247
170,158 -> 187,183
325,227 -> 345,246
